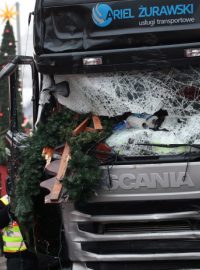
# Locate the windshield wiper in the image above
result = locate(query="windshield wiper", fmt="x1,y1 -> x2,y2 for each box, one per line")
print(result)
137,143 -> 200,150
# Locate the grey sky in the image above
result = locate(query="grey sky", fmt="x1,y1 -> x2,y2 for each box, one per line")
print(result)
0,1 -> 36,116
0,1 -> 35,46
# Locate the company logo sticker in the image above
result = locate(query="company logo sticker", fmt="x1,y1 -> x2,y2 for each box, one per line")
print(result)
92,4 -> 113,27
92,3 -> 134,27
92,2 -> 196,28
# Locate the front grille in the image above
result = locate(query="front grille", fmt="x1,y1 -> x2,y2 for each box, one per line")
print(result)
78,220 -> 197,234
86,261 -> 200,270
75,199 -> 200,215
61,200 -> 200,269
82,239 -> 200,254
103,222 -> 194,233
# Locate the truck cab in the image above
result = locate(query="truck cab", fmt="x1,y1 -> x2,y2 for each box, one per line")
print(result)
2,0 -> 200,269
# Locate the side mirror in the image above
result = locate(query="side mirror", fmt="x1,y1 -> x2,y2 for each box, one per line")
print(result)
50,81 -> 70,97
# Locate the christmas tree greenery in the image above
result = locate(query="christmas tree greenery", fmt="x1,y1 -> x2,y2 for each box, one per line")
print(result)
0,136 -> 6,164
14,109 -> 113,226
0,20 -> 23,133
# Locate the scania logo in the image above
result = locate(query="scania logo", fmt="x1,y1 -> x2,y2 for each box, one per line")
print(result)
92,3 -> 134,28
102,172 -> 194,190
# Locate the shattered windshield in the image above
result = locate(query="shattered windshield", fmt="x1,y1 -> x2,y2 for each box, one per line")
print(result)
42,67 -> 200,156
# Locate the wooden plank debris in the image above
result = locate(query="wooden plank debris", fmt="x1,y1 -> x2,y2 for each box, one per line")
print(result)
72,117 -> 89,136
92,115 -> 103,130
50,143 -> 71,201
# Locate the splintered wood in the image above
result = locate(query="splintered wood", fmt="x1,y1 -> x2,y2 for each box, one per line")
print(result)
50,143 -> 70,201
42,147 -> 54,167
41,143 -> 70,203
92,115 -> 103,130
72,117 -> 89,136
72,115 -> 103,136
41,115 -> 103,203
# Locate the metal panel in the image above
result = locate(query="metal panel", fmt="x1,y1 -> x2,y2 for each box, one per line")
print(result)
70,210 -> 200,223
93,162 -> 200,201
61,203 -> 200,262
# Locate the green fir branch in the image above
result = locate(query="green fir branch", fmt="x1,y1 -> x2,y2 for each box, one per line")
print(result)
15,109 -> 113,226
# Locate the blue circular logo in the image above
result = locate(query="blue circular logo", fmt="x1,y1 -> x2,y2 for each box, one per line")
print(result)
92,4 -> 113,27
